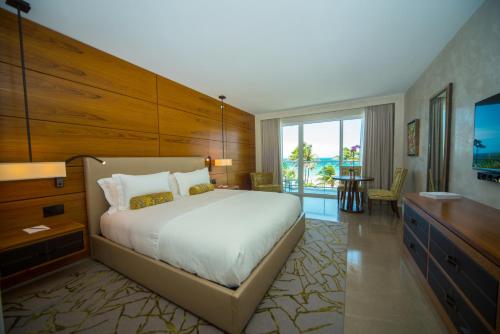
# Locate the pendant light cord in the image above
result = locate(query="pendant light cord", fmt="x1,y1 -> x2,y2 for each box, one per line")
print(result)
221,101 -> 225,159
16,8 -> 33,162
219,95 -> 226,159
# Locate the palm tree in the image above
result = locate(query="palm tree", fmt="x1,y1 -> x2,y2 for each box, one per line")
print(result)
318,164 -> 336,187
289,143 -> 317,184
343,146 -> 360,164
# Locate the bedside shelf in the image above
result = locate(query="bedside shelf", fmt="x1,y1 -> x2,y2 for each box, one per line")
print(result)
0,221 -> 87,288
0,221 -> 85,253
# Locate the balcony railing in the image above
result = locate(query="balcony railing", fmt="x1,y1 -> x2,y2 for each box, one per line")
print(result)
282,158 -> 362,195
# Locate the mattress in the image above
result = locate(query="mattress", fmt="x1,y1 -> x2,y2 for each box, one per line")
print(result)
100,189 -> 301,287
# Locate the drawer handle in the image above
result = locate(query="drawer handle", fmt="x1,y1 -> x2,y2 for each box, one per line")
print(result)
410,218 -> 418,225
409,242 -> 415,250
445,294 -> 457,311
445,255 -> 460,271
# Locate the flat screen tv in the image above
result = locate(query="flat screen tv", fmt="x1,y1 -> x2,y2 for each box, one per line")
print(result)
473,92 -> 500,173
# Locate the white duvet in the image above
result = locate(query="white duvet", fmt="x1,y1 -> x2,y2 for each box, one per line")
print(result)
100,190 -> 301,287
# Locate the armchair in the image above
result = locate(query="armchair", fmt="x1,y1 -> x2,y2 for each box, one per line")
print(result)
250,172 -> 281,192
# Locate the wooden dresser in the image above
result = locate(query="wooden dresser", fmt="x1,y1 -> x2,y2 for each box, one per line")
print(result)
403,193 -> 500,334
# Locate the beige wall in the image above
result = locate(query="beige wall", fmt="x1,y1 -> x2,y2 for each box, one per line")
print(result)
404,0 -> 500,209
255,94 -> 405,175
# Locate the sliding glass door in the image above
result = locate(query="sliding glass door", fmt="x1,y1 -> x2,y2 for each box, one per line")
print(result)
282,118 -> 362,198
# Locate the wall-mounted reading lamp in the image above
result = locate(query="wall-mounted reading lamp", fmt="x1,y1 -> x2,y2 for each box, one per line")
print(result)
54,155 -> 106,187
0,0 -> 68,183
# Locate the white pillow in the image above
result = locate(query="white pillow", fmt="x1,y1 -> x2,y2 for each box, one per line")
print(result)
97,177 -> 120,214
174,168 -> 210,196
113,172 -> 171,210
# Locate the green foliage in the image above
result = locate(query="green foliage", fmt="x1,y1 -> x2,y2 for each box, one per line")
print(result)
288,143 -> 317,184
282,166 -> 296,180
317,164 -> 336,187
342,147 -> 360,162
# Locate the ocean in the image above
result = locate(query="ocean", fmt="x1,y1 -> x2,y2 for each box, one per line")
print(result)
281,157 -> 361,193
282,157 -> 360,177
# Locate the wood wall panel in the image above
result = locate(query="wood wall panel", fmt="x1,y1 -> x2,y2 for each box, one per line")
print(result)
157,76 -> 221,120
0,62 -> 24,117
158,105 -> 221,140
30,120 -> 159,161
225,122 -> 255,144
0,167 -> 84,203
0,116 -> 29,162
0,192 -> 87,232
225,105 -> 255,130
228,160 -> 255,173
227,142 -> 256,162
159,135 -> 222,158
0,10 -> 156,102
0,9 -> 20,66
25,69 -> 158,132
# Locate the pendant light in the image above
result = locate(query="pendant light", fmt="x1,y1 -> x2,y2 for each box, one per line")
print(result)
0,0 -> 66,182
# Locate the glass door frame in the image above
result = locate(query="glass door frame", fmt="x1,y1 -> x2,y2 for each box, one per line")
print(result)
281,116 -> 363,200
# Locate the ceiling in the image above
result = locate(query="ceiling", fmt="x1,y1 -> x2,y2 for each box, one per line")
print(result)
1,0 -> 482,114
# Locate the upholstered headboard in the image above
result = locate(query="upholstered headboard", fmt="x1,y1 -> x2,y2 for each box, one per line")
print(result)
83,157 -> 205,236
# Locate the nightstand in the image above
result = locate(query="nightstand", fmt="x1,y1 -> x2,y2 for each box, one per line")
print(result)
216,185 -> 240,190
0,221 -> 87,288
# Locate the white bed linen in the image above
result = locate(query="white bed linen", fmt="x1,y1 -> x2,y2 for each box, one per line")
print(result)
100,190 -> 301,287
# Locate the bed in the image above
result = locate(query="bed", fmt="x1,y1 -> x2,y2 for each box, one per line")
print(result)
84,157 -> 305,333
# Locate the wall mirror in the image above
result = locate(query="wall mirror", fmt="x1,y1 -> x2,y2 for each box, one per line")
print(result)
427,83 -> 452,191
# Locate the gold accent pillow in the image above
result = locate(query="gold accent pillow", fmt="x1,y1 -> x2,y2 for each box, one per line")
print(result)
189,183 -> 215,195
129,192 -> 174,210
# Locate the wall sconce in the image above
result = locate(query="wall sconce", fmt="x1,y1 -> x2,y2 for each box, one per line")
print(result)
205,156 -> 213,172
55,155 -> 106,187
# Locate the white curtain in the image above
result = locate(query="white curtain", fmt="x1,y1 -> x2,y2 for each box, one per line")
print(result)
362,103 -> 395,190
261,118 -> 281,184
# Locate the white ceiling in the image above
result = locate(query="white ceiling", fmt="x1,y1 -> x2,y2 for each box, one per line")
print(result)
1,0 -> 482,113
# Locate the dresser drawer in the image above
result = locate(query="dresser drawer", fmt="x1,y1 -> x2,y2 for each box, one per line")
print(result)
0,242 -> 48,277
404,203 -> 429,246
47,231 -> 84,260
403,226 -> 427,276
430,225 -> 498,328
428,259 -> 490,334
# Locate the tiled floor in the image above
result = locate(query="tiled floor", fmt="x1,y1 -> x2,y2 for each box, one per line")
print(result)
303,197 -> 449,334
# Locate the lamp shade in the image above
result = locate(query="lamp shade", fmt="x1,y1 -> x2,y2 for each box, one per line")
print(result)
0,162 -> 66,181
214,159 -> 232,167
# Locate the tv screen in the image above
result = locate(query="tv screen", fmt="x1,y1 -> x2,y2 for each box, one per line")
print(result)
473,92 -> 500,172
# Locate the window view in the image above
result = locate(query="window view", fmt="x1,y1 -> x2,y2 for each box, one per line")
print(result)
281,118 -> 363,197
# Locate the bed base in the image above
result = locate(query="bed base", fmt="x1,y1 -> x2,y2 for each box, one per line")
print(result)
91,212 -> 305,334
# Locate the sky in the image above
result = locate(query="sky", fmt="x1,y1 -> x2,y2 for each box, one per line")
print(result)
475,103 -> 500,154
282,119 -> 362,159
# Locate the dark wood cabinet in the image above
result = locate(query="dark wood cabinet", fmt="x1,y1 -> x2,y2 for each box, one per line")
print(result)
403,193 -> 500,334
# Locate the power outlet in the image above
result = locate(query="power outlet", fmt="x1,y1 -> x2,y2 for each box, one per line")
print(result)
43,204 -> 64,217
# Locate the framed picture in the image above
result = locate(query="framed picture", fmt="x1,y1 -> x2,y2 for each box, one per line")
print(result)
407,119 -> 420,156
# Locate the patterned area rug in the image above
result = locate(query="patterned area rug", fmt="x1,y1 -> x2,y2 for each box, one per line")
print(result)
3,219 -> 347,333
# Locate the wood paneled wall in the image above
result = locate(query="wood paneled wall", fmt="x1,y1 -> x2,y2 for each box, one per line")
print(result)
0,8 -> 255,238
